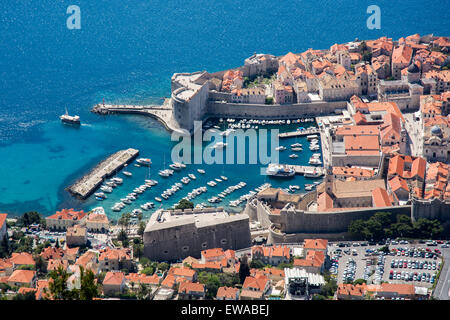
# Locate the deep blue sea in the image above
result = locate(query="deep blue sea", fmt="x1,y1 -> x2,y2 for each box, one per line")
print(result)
0,0 -> 448,219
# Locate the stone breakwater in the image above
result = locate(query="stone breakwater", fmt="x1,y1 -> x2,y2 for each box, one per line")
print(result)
67,148 -> 139,199
91,102 -> 183,133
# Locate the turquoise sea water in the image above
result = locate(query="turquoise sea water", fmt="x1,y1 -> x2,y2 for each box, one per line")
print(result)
0,1 -> 449,218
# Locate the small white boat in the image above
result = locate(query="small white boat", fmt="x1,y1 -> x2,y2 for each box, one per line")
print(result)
291,143 -> 302,148
188,173 -> 196,180
123,171 -> 132,177
137,158 -> 152,166
213,142 -> 228,149
220,176 -> 228,181
289,154 -> 298,158
155,197 -> 162,202
291,147 -> 302,152
275,146 -> 286,151
215,178 -> 222,182
197,169 -> 206,174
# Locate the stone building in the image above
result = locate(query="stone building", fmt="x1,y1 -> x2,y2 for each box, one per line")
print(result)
143,208 -> 251,262
65,225 -> 87,247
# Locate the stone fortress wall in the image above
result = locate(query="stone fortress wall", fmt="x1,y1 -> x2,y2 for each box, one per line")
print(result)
143,207 -> 251,262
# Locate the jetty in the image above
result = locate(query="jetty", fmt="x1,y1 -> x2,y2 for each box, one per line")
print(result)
67,148 -> 139,199
278,127 -> 320,138
278,164 -> 326,176
91,102 -> 182,133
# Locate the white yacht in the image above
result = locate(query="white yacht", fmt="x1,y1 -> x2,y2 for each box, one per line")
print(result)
123,171 -> 132,177
197,169 -> 206,174
275,146 -> 286,151
188,173 -> 197,180
289,154 -> 298,158
136,158 -> 152,166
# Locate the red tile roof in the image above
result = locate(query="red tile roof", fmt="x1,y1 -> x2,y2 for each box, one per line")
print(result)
372,187 -> 392,207
178,281 -> 205,294
8,270 -> 36,284
242,275 -> 269,292
216,286 -> 239,299
10,252 -> 35,266
47,208 -> 86,221
103,271 -> 125,286
304,239 -> 328,250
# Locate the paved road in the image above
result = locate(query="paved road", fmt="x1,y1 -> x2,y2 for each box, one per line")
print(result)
433,248 -> 450,300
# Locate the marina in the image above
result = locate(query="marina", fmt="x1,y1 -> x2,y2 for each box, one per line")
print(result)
67,148 -> 139,199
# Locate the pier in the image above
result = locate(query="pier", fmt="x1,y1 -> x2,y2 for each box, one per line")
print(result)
278,127 -> 320,138
279,164 -> 326,176
67,148 -> 139,199
92,102 -> 182,133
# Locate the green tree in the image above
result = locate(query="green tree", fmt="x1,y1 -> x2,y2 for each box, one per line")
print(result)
175,199 -> 194,210
79,267 -> 99,300
49,266 -> 72,300
353,278 -> 366,285
137,283 -> 149,300
117,228 -> 128,242
13,291 -> 36,300
18,212 -> 43,227
249,259 -> 265,269
157,262 -> 169,272
138,222 -> 146,240
265,97 -> 274,105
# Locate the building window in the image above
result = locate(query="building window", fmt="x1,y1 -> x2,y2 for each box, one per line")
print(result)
163,250 -> 169,254
221,239 -> 227,245
182,246 -> 189,252
202,242 -> 207,248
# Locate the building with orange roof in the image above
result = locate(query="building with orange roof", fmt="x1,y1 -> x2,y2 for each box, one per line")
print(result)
392,45 -> 413,79
332,166 -> 375,181
191,261 -> 223,273
98,248 -> 133,272
0,259 -> 13,277
388,176 -> 410,202
0,213 -> 7,241
40,246 -> 64,260
8,269 -> 36,288
168,266 -> 197,282
371,187 -> 392,208
293,250 -> 325,274
102,271 -> 126,296
337,283 -> 367,300
251,245 -> 290,266
46,208 -> 87,231
304,239 -> 328,253
242,274 -> 270,296
47,259 -> 69,272
366,37 -> 394,58
160,274 -> 177,288
201,248 -> 225,263
387,154 -> 426,196
125,273 -> 161,287
9,252 -> 35,268
86,212 -> 109,233
63,247 -> 79,263
74,250 -> 98,274
216,286 -> 239,300
424,69 -> 450,94
178,281 -> 205,300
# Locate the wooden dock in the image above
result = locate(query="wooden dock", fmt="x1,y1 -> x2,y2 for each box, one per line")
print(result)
278,127 -> 320,138
67,148 -> 139,199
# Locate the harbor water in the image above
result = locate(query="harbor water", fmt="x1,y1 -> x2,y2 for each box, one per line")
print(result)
0,0 -> 448,219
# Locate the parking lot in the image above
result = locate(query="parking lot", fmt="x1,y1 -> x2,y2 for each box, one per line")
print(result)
329,240 -> 449,289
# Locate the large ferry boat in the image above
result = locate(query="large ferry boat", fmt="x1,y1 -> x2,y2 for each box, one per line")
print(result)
266,164 -> 295,177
